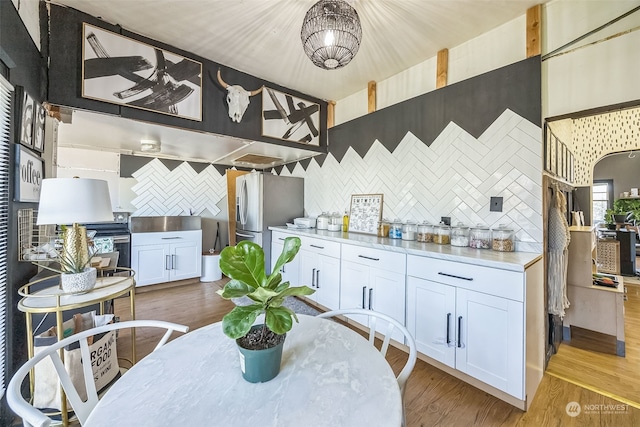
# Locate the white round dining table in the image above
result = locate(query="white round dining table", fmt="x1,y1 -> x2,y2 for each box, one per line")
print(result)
85,314 -> 402,427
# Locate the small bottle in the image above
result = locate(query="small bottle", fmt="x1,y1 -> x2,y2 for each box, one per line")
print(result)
342,210 -> 349,232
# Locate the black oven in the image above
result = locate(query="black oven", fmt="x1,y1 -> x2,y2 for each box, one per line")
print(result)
83,216 -> 131,269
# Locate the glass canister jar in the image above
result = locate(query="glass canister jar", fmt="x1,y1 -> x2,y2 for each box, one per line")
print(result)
450,223 -> 470,247
469,224 -> 491,249
317,212 -> 329,230
433,223 -> 451,245
417,221 -> 433,243
402,221 -> 417,241
491,224 -> 515,252
377,218 -> 390,238
389,219 -> 403,239
328,212 -> 342,231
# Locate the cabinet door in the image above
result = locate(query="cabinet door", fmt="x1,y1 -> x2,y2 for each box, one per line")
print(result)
406,276 -> 456,367
132,244 -> 170,286
456,288 -> 524,399
315,255 -> 341,310
170,240 -> 201,281
340,260 -> 370,325
272,239 -> 300,287
299,250 -> 317,290
369,267 -> 406,343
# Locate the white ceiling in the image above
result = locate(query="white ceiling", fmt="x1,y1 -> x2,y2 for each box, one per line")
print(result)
50,0 -> 545,167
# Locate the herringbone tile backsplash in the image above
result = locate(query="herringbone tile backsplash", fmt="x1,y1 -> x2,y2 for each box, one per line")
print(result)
130,109 -> 542,252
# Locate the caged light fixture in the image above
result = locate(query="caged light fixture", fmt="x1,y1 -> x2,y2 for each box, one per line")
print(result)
301,0 -> 362,70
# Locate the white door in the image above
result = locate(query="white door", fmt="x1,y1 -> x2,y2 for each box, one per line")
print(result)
132,243 -> 170,286
455,288 -> 524,398
369,267 -> 406,343
406,277 -> 456,367
272,238 -> 300,286
298,250 -> 317,291
340,260 -> 370,326
314,255 -> 340,310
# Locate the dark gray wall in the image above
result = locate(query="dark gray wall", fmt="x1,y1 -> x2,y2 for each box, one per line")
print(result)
0,0 -> 45,422
594,152 -> 640,200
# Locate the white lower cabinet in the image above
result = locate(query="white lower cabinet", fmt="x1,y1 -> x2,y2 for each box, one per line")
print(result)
271,231 -> 299,286
340,244 -> 406,343
298,236 -> 341,310
131,230 -> 202,287
406,255 -> 525,400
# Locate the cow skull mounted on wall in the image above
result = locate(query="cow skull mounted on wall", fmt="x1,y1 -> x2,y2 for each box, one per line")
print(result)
214,69 -> 263,123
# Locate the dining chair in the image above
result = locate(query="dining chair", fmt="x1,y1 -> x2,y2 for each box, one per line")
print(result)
317,308 -> 417,426
7,319 -> 189,427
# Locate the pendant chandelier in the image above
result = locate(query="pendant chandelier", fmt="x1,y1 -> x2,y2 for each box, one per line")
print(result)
301,0 -> 362,70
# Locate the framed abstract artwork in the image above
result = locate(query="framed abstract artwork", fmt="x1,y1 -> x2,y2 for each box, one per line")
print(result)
18,87 -> 35,148
32,103 -> 46,153
262,87 -> 320,146
82,23 -> 203,121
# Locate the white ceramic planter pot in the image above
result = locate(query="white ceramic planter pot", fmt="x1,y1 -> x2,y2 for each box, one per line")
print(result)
60,267 -> 97,293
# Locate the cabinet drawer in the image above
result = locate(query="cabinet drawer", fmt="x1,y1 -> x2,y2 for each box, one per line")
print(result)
132,230 -> 201,246
272,230 -> 294,242
300,236 -> 341,257
342,244 -> 406,274
407,255 -> 524,302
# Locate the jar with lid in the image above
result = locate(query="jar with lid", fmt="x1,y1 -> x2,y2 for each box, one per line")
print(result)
389,219 -> 403,239
402,221 -> 417,241
450,223 -> 469,247
377,218 -> 390,238
469,224 -> 491,249
317,212 -> 329,230
491,224 -> 515,252
328,212 -> 342,231
433,223 -> 451,245
416,222 -> 431,242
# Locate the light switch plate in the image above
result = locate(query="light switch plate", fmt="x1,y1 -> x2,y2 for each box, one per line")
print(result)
490,197 -> 503,212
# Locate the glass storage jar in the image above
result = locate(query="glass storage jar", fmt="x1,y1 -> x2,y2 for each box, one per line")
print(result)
469,224 -> 491,249
317,212 -> 329,230
417,222 -> 433,243
450,223 -> 469,247
491,224 -> 515,252
389,219 -> 403,239
377,219 -> 390,238
327,212 -> 342,231
433,223 -> 451,245
402,221 -> 417,241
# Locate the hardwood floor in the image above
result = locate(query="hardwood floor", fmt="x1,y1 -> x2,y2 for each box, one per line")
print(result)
114,279 -> 640,426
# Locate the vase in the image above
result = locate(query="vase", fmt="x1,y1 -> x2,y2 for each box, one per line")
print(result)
60,267 -> 97,293
236,325 -> 285,383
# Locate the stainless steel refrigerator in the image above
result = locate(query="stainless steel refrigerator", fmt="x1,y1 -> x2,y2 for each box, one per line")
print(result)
235,172 -> 304,273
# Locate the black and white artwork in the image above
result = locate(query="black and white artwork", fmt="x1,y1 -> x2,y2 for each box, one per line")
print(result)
19,89 -> 35,148
348,194 -> 384,235
262,87 -> 320,146
82,23 -> 202,121
33,103 -> 46,153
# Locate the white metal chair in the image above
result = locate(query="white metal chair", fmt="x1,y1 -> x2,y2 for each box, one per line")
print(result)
317,308 -> 417,426
7,320 -> 189,427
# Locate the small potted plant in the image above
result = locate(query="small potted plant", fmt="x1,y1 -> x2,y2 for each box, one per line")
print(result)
217,236 -> 314,383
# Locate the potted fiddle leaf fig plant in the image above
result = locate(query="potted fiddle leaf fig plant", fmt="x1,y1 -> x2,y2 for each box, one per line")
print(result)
217,236 -> 314,383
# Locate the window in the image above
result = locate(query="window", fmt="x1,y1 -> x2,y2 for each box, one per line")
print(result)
592,180 -> 613,224
0,74 -> 12,398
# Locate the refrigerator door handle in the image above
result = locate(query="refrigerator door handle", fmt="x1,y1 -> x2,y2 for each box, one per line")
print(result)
236,232 -> 255,239
240,179 -> 249,225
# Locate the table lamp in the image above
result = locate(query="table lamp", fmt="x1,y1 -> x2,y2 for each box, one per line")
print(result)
36,178 -> 114,273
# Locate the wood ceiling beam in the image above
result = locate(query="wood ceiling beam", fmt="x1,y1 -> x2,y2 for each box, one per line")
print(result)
436,48 -> 449,89
526,4 -> 542,58
327,100 -> 336,128
368,81 -> 377,113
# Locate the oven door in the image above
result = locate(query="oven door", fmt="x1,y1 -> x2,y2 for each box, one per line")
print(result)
111,234 -> 131,269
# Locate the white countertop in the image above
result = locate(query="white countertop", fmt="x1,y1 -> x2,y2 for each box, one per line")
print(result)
270,226 -> 542,272
85,315 -> 401,427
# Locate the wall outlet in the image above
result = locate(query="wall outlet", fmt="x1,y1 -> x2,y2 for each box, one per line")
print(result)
490,197 -> 503,212
441,216 -> 451,226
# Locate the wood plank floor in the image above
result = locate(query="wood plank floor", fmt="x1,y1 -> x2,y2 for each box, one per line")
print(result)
114,279 -> 640,426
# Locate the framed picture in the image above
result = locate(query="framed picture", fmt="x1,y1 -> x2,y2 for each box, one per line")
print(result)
19,87 -> 35,148
262,87 -> 320,146
348,194 -> 384,235
82,23 -> 203,121
32,103 -> 46,153
15,145 -> 43,202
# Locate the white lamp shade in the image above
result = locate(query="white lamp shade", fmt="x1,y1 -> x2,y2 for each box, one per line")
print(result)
36,178 -> 114,225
